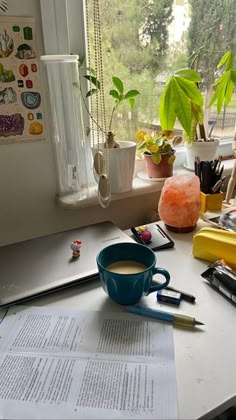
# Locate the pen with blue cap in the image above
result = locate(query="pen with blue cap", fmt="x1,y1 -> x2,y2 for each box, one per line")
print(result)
127,305 -> 204,328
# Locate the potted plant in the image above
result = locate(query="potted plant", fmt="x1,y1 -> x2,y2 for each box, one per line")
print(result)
85,75 -> 140,193
79,61 -> 140,194
83,71 -> 140,147
158,50 -> 236,169
158,67 -> 218,170
135,129 -> 180,178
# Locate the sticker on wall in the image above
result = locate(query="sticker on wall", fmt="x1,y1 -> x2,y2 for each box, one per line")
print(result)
0,1 -> 8,13
0,16 -> 45,144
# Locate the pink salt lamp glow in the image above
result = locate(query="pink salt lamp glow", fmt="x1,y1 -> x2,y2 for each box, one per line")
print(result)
158,174 -> 201,232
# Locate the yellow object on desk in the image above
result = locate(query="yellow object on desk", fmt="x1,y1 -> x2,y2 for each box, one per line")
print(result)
200,191 -> 224,213
192,227 -> 236,269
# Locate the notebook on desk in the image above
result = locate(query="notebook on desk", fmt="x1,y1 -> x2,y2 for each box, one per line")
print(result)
0,221 -> 134,307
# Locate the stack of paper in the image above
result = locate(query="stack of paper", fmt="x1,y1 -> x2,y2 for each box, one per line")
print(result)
0,306 -> 178,419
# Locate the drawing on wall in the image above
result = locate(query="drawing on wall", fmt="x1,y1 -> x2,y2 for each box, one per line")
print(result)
0,16 -> 45,144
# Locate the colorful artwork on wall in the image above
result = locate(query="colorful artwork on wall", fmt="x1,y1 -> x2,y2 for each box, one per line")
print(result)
0,16 -> 45,144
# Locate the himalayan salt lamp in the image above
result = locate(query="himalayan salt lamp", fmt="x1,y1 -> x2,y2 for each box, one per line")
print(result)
158,173 -> 201,232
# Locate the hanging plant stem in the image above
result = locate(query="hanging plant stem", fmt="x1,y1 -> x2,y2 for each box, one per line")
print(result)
79,84 -> 106,135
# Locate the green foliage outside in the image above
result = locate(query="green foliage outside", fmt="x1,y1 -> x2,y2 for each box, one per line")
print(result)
84,0 -> 236,141
86,0 -> 174,140
188,0 -> 236,89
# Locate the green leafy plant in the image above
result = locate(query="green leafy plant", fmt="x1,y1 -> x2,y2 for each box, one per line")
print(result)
135,129 -> 179,165
80,61 -> 140,148
158,50 -> 236,145
209,50 -> 236,113
159,68 -> 205,144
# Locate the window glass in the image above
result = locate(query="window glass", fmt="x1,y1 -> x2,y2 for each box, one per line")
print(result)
85,0 -> 236,143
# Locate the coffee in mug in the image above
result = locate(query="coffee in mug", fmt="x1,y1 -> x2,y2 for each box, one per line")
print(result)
96,242 -> 170,305
106,260 -> 147,274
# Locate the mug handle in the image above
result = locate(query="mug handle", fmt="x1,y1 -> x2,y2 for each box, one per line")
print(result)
148,267 -> 170,295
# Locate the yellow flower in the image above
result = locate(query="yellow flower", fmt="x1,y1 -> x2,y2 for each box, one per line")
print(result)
135,130 -> 147,142
148,144 -> 159,153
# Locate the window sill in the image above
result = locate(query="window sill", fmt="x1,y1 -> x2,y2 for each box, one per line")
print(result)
57,145 -> 235,210
57,173 -> 164,209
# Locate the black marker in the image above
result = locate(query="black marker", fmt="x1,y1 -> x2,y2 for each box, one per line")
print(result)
153,281 -> 196,303
166,285 -> 196,303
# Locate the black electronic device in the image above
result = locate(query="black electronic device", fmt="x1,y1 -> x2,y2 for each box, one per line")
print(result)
131,223 -> 175,251
201,260 -> 236,304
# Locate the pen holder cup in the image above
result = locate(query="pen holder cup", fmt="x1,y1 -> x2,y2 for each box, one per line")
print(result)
200,191 -> 224,213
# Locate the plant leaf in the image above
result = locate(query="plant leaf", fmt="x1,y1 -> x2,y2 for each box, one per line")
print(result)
129,98 -> 135,109
159,78 -> 177,132
112,76 -> 124,93
225,78 -> 234,106
191,102 -> 204,125
168,155 -> 175,165
210,71 -> 233,113
175,68 -> 201,82
109,89 -> 120,99
172,78 -> 192,136
152,153 -> 161,164
209,84 -> 223,113
124,89 -> 140,99
213,71 -> 228,86
137,140 -> 148,151
86,88 -> 98,97
231,69 -> 236,83
84,75 -> 100,89
176,76 -> 203,105
217,51 -> 233,70
156,138 -> 164,147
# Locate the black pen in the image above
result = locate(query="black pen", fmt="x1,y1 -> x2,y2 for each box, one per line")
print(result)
167,285 -> 196,303
152,281 -> 196,303
131,227 -> 146,245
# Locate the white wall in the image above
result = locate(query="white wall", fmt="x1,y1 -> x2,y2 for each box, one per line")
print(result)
0,0 -> 159,246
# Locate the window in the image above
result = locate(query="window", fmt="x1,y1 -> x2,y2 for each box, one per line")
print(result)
84,0 -> 236,144
40,0 -> 236,203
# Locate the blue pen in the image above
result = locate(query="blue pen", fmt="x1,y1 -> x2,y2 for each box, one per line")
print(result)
127,305 -> 204,328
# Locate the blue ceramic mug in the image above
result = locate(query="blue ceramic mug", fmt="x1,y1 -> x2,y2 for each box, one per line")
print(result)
96,242 -> 170,305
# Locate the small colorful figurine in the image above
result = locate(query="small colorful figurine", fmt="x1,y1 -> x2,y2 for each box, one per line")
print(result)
137,226 -> 152,243
71,240 -> 82,258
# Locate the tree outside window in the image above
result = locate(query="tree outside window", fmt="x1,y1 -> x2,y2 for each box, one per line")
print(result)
85,0 -> 236,144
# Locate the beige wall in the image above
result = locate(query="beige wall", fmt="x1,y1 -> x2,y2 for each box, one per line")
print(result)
0,1 -> 159,246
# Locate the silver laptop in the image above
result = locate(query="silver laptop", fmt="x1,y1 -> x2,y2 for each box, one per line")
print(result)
0,221 -> 134,307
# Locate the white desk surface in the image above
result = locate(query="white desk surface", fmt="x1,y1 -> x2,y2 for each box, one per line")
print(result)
21,219 -> 236,420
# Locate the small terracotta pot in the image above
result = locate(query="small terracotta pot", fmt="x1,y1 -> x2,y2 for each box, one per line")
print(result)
144,151 -> 175,178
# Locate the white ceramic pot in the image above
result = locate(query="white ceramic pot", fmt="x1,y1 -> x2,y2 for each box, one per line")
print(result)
185,139 -> 219,170
92,141 -> 136,193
